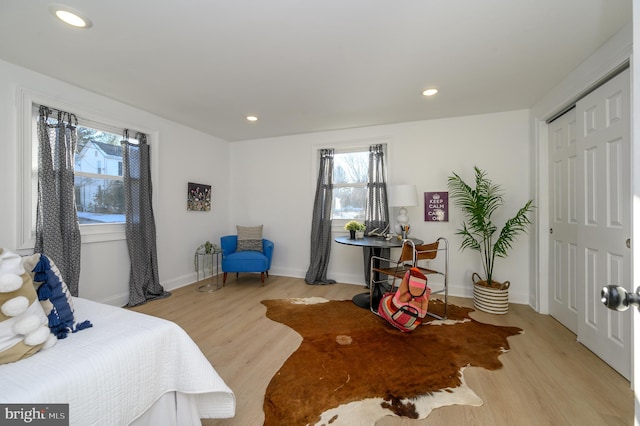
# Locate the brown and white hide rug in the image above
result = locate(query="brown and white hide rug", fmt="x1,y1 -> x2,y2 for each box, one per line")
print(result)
261,297 -> 522,426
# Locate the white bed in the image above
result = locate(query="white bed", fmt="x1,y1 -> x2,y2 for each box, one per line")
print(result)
0,297 -> 235,425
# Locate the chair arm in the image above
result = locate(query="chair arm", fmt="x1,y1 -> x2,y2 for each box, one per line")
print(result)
263,239 -> 274,269
370,254 -> 402,270
220,235 -> 237,257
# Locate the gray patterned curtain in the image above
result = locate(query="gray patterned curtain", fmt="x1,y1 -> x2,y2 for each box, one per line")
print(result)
35,106 -> 82,296
122,131 -> 169,306
305,148 -> 337,285
363,144 -> 390,285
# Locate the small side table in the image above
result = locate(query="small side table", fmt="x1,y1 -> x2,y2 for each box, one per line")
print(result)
195,248 -> 222,293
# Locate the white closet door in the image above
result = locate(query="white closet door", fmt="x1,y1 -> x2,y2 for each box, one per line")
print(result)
548,108 -> 578,334
576,68 -> 631,379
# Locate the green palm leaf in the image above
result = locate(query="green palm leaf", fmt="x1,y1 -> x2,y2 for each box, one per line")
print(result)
448,167 -> 534,285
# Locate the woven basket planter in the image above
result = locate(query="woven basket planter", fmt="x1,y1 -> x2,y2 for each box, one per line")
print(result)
472,273 -> 510,315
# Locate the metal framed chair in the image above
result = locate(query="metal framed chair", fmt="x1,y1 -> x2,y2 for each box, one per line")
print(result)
370,237 -> 448,320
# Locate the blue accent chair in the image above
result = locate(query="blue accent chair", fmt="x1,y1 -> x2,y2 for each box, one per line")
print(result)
220,235 -> 274,285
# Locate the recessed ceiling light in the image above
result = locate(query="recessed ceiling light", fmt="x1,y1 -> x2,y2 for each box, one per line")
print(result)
49,4 -> 93,28
422,88 -> 439,97
246,116 -> 258,122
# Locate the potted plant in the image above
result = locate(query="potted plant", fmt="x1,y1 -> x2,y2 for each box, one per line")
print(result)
194,240 -> 221,271
448,166 -> 534,314
344,220 -> 366,239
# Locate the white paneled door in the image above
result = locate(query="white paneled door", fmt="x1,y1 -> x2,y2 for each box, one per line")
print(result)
549,108 -> 579,334
549,68 -> 631,380
577,68 -> 631,379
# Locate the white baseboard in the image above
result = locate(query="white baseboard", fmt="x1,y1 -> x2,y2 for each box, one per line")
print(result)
97,271 -> 530,307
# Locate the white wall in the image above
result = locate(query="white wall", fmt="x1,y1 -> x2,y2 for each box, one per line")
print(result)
231,110 -> 532,304
0,61 -> 536,307
0,59 -> 231,306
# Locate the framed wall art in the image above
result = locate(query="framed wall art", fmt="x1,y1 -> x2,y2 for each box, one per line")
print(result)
424,191 -> 448,222
187,182 -> 212,212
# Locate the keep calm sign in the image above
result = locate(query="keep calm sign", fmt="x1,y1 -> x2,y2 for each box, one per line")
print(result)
424,192 -> 448,222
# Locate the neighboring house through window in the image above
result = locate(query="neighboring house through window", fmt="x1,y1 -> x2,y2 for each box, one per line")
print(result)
74,138 -> 132,224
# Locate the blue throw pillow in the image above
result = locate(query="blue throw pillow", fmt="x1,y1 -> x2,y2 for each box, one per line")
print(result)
30,254 -> 92,339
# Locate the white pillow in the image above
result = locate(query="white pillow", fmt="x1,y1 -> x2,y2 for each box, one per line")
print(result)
0,248 -> 51,364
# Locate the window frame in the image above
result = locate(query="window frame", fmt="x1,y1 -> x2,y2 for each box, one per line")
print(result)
311,140 -> 388,234
16,88 -> 159,249
331,147 -> 369,223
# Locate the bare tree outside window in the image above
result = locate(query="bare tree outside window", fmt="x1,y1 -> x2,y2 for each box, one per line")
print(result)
332,151 -> 368,220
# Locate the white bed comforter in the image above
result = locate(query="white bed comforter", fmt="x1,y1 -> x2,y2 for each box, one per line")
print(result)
0,297 -> 235,425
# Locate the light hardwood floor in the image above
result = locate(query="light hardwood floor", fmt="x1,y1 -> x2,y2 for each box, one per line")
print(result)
130,274 -> 633,425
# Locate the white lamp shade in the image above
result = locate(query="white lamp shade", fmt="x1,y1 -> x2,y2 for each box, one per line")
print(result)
389,184 -> 418,207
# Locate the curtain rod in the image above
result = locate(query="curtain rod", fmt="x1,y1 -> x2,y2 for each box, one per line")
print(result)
36,102 -> 146,137
38,105 -> 77,126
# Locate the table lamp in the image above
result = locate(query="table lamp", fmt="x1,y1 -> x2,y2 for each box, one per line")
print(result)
389,184 -> 418,235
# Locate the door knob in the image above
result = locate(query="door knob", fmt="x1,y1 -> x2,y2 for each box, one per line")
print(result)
601,285 -> 640,311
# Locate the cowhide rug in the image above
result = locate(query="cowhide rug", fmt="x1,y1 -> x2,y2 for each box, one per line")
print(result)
261,297 -> 522,426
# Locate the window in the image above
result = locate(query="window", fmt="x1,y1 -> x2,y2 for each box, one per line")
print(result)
31,105 -> 138,226
332,148 -> 369,221
17,90 -> 157,249
73,129 -> 129,224
31,103 -> 137,230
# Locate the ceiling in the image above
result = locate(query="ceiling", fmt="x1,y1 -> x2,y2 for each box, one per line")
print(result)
0,1 -> 632,141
